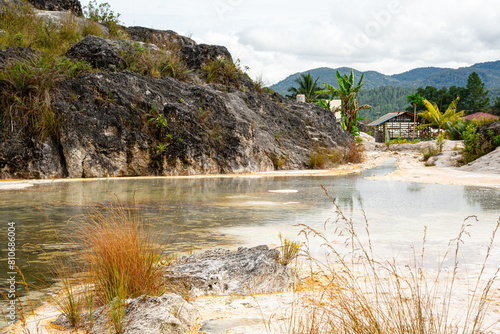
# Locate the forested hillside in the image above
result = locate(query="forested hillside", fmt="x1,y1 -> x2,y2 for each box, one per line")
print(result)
357,87 -> 415,122
271,62 -> 500,119
271,61 -> 500,96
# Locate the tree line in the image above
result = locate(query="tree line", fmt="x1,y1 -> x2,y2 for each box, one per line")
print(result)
404,72 -> 497,116
286,71 -> 500,123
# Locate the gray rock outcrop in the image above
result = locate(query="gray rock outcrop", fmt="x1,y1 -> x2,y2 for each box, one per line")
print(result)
27,0 -> 83,16
164,245 -> 295,297
1,59 -> 351,178
0,47 -> 39,68
0,25 -> 352,179
480,121 -> 500,141
124,26 -> 196,48
54,293 -> 199,334
0,0 -> 83,16
460,146 -> 500,174
122,26 -> 232,71
66,35 -> 122,70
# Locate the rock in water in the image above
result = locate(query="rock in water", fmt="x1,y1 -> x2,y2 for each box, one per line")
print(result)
164,245 -> 295,297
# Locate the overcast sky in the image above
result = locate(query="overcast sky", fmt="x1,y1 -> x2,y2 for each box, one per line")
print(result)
80,0 -> 500,85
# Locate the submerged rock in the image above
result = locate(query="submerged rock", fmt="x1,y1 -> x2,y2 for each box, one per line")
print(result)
165,245 -> 295,297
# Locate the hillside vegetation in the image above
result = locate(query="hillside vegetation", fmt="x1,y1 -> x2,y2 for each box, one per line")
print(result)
273,64 -> 500,120
271,62 -> 500,95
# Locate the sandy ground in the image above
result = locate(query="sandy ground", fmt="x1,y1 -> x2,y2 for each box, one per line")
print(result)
365,141 -> 500,188
368,150 -> 500,188
3,140 -> 500,333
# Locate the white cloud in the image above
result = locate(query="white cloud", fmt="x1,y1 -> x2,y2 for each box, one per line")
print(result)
80,0 -> 500,84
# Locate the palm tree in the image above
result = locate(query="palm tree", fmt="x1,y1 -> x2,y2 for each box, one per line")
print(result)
286,73 -> 322,102
418,97 -> 464,135
316,69 -> 371,135
407,93 -> 424,140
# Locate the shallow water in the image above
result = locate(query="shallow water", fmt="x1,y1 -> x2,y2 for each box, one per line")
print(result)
0,158 -> 499,326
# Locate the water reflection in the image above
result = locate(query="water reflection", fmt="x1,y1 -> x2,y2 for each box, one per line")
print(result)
0,159 -> 499,324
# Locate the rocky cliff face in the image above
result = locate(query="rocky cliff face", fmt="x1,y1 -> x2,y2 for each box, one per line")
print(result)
0,0 -> 83,16
49,67 -> 349,178
0,8 -> 352,179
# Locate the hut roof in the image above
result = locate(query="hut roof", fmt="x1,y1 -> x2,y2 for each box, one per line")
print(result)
462,112 -> 499,122
367,111 -> 414,126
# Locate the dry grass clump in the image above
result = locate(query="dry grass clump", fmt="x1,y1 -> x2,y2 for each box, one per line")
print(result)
201,57 -> 245,88
0,54 -> 93,138
118,42 -> 193,82
344,141 -> 363,163
46,196 -> 174,331
286,186 -> 500,333
309,143 -> 363,169
78,196 -> 171,303
0,4 -> 96,55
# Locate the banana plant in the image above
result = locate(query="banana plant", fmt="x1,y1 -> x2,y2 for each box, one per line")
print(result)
316,69 -> 371,135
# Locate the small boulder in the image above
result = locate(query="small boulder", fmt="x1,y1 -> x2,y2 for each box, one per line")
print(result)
124,26 -> 196,49
180,43 -> 232,70
164,245 -> 295,297
66,35 -> 122,70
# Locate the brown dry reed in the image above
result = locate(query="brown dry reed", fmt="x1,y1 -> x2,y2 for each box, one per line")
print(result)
77,195 -> 171,305
201,57 -> 244,88
309,142 -> 363,169
286,186 -> 500,334
118,42 -> 193,82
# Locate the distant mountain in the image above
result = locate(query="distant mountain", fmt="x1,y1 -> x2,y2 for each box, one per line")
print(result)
270,61 -> 500,96
390,67 -> 446,85
270,67 -> 400,96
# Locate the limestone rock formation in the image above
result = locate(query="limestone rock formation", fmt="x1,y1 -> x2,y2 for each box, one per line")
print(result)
122,26 -> 232,71
164,245 -> 295,297
0,8 -> 353,179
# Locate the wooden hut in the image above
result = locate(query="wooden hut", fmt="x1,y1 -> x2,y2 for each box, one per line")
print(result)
368,111 -> 420,143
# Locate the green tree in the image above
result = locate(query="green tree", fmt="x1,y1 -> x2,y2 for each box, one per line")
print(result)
462,72 -> 490,114
489,96 -> 500,116
286,73 -> 322,102
418,97 -> 464,135
84,0 -> 120,25
316,69 -> 371,135
407,93 -> 424,140
405,86 -> 467,114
